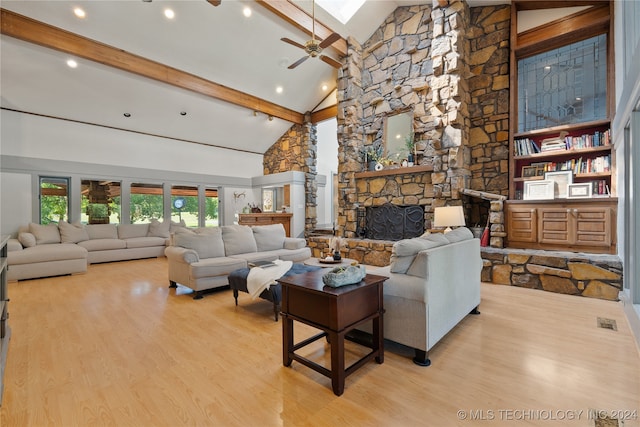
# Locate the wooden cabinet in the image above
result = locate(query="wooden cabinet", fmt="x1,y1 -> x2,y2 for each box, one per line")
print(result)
238,213 -> 293,237
1,235 -> 10,404
506,200 -> 616,254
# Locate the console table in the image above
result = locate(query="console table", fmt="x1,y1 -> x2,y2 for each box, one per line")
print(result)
238,213 -> 292,237
278,269 -> 387,396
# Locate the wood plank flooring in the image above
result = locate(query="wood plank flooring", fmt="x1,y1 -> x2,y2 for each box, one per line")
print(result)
1,257 -> 639,426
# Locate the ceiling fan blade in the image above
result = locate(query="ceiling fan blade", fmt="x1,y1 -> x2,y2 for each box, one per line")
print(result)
319,32 -> 341,49
320,55 -> 342,69
288,56 -> 310,69
281,37 -> 306,50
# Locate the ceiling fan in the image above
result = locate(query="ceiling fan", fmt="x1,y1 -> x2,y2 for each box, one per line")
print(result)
280,0 -> 342,69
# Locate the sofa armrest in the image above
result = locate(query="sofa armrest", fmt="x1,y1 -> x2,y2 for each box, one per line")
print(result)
283,237 -> 306,250
7,238 -> 23,252
165,246 -> 199,263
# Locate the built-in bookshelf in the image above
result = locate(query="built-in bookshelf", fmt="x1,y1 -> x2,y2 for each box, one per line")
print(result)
510,120 -> 613,200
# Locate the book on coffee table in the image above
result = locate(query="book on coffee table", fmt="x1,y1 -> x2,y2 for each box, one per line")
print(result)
249,260 -> 277,268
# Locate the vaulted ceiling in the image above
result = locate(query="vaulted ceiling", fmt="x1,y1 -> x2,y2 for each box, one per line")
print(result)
3,1 -> 507,155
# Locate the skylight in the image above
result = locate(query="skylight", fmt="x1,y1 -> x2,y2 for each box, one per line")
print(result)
316,0 -> 366,25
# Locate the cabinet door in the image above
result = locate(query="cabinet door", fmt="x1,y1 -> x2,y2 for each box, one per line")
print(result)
573,207 -> 612,247
538,208 -> 573,245
507,207 -> 537,243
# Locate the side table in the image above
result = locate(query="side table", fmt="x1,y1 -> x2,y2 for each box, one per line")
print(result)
278,269 -> 387,396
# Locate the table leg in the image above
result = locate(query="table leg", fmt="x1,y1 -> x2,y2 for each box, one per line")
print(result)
330,330 -> 345,396
373,313 -> 384,364
282,315 -> 293,367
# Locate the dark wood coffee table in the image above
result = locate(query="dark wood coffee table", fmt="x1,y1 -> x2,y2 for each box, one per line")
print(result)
278,269 -> 387,396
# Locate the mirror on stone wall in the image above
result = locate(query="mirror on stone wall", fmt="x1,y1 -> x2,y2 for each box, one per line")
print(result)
384,111 -> 414,161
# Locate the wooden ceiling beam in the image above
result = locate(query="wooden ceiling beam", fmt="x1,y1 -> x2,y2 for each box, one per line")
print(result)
256,0 -> 347,57
310,105 -> 337,124
0,8 -> 305,124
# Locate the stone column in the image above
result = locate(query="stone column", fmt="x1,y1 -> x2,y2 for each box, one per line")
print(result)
336,36 -> 365,238
427,0 -> 471,209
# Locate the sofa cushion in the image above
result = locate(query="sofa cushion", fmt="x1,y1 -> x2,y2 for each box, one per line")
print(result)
86,224 -> 118,240
148,219 -> 170,238
170,219 -> 187,233
118,223 -> 149,239
444,227 -> 474,243
173,229 -> 225,259
252,224 -> 286,251
18,232 -> 37,248
189,257 -> 248,280
222,225 -> 257,256
421,233 -> 449,244
283,238 -> 306,250
58,220 -> 90,243
124,236 -> 167,249
390,238 -> 444,274
7,239 -> 23,252
29,223 -> 61,244
8,243 -> 87,265
77,238 -> 127,251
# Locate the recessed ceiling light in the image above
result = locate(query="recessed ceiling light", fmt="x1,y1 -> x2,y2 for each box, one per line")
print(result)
575,97 -> 582,101
321,84 -> 328,91
124,113 -> 131,118
73,7 -> 86,18
164,8 -> 175,19
544,66 -> 551,70
276,86 -> 283,94
66,59 -> 78,68
243,6 -> 252,17
180,111 -> 187,116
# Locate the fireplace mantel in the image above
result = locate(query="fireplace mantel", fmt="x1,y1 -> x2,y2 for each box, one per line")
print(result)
354,164 -> 433,179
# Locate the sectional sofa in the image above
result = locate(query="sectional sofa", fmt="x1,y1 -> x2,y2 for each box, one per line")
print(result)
165,223 -> 311,299
7,220 -> 175,281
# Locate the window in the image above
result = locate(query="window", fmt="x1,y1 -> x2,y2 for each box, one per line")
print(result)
517,34 -> 607,132
39,177 -> 69,224
130,183 -> 163,223
81,180 -> 121,224
171,185 -> 198,227
204,188 -> 219,227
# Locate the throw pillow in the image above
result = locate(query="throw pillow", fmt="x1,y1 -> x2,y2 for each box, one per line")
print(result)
58,220 -> 90,243
170,219 -> 187,233
29,223 -> 61,245
444,227 -> 474,243
221,225 -> 257,255
173,230 -> 225,259
18,232 -> 37,248
148,219 -> 170,238
252,224 -> 286,251
86,224 -> 118,240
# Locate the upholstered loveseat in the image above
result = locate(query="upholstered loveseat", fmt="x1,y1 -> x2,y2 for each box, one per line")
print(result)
359,227 -> 482,366
7,220 -> 173,281
165,223 -> 311,299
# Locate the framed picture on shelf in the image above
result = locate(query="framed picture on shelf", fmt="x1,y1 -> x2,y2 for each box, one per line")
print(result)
567,183 -> 593,198
545,170 -> 573,199
523,180 -> 554,200
521,165 -> 538,178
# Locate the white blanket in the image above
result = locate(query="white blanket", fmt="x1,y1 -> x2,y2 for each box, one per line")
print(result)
246,260 -> 293,299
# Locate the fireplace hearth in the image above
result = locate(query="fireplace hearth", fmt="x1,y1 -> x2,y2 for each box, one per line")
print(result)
359,203 -> 424,241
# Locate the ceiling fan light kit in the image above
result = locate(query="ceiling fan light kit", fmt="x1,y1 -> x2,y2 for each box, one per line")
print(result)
281,0 -> 342,70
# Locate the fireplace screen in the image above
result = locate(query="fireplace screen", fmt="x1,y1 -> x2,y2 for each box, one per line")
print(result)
363,204 -> 425,240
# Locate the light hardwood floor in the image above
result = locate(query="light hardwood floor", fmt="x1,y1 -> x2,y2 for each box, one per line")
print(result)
1,257 -> 639,426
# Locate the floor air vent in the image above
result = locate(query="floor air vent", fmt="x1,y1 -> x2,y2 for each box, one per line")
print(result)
597,317 -> 618,331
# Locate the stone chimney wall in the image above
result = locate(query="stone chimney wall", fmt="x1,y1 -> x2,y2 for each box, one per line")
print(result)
263,122 -> 318,235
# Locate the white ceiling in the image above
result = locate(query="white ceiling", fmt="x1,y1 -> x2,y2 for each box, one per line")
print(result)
0,0 -> 500,155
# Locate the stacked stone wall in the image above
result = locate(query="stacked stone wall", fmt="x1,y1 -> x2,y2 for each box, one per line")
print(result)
481,248 -> 623,301
263,122 -> 318,235
467,5 -> 511,228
